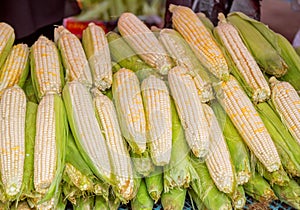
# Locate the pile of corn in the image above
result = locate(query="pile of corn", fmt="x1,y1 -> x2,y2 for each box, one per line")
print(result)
0,5 -> 300,210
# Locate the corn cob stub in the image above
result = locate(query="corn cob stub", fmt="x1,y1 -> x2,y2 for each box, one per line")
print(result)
92,88 -> 134,201
0,43 -> 30,96
216,75 -> 281,172
112,68 -> 147,154
118,13 -> 173,75
0,86 -> 26,198
168,66 -> 210,159
215,13 -> 270,103
82,23 -> 112,91
55,26 -> 93,88
31,36 -> 63,100
202,104 -> 235,194
270,77 -> 300,146
141,75 -> 172,166
169,4 -> 229,81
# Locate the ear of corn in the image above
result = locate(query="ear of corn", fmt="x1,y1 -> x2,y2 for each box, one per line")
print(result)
202,104 -> 235,194
256,102 -> 300,177
214,14 -> 270,103
0,86 -> 26,200
131,179 -> 154,210
31,36 -> 64,101
270,77 -> 300,147
91,88 -> 134,202
112,68 -> 147,154
0,22 -> 15,69
163,99 -> 199,192
272,179 -> 300,209
130,150 -> 154,177
215,75 -> 281,172
82,23 -> 112,91
169,4 -> 229,81
145,167 -> 163,203
196,12 -> 214,32
118,13 -> 172,75
168,66 -> 210,159
161,188 -> 187,210
55,26 -> 93,88
227,13 -> 287,78
106,32 -> 151,72
159,28 -> 214,103
33,94 -> 67,208
141,75 -> 172,166
211,100 -> 251,185
244,172 -> 277,203
0,44 -> 30,96
231,186 -> 246,209
62,81 -> 113,185
190,157 -> 233,210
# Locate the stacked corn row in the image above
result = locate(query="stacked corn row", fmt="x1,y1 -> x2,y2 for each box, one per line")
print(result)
0,6 -> 300,209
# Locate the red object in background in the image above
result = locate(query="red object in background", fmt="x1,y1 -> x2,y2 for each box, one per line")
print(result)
63,17 -> 108,38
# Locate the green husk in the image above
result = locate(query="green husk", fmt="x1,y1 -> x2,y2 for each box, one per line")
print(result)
227,13 -> 287,78
36,95 -> 68,207
256,163 -> 289,186
188,189 -> 206,210
106,32 -> 151,71
295,46 -> 300,57
197,12 -> 214,32
227,12 -> 300,90
211,100 -> 251,185
73,196 -> 94,210
30,38 -> 64,101
62,82 -> 113,185
145,167 -> 163,203
130,150 -> 154,177
231,186 -> 246,209
190,157 -> 232,210
94,196 -> 109,210
112,62 -> 122,73
244,172 -> 277,203
131,179 -> 154,210
23,76 -> 38,103
163,99 -> 199,192
272,179 -> 300,209
256,102 -> 300,177
19,102 -> 38,200
161,188 -> 187,210
135,68 -> 161,82
0,26 -> 14,69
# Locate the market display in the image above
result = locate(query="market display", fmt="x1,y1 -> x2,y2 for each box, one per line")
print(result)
0,4 -> 300,210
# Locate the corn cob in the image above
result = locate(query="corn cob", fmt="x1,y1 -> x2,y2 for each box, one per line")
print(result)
131,179 -> 154,210
159,28 -> 214,103
141,75 -> 172,166
196,12 -> 214,32
62,81 -> 112,184
211,100 -> 251,185
214,14 -> 270,103
0,86 -> 26,199
164,99 -> 198,192
227,13 -> 287,78
215,75 -> 281,172
161,188 -> 187,210
92,88 -> 134,201
145,167 -> 163,203
0,22 -> 15,69
31,36 -> 63,100
202,104 -> 235,194
55,26 -> 92,88
82,23 -> 112,91
244,172 -> 277,203
112,68 -> 146,154
0,44 -> 29,96
190,157 -> 232,210
168,66 -> 209,159
169,4 -> 229,80
270,77 -> 300,146
106,32 -> 151,72
118,13 -> 172,75
256,162 -> 289,186
272,178 -> 300,209
256,102 -> 300,177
